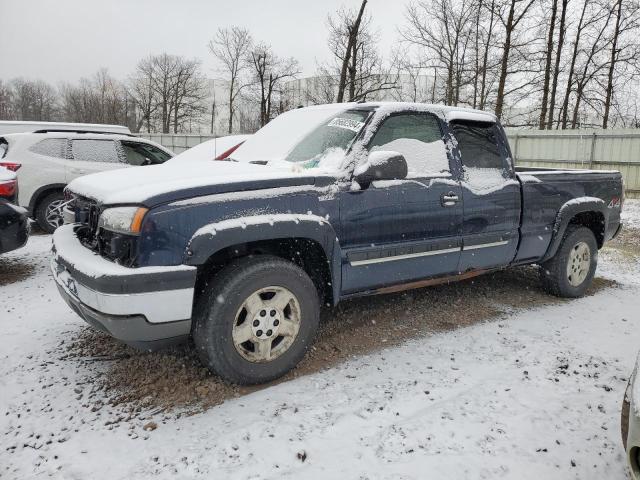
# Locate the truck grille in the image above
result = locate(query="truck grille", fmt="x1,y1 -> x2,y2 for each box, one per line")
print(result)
73,196 -> 101,248
71,195 -> 139,267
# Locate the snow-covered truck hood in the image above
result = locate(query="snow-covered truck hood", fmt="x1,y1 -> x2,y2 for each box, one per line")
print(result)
66,161 -> 319,207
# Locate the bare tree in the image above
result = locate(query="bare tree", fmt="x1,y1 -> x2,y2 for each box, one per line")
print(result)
477,0 -> 500,110
539,0 -> 559,128
247,43 -> 300,126
323,3 -> 397,103
332,0 -> 368,102
208,27 -> 253,134
547,0 -> 569,129
129,57 -> 158,132
390,49 -> 433,102
9,78 -> 58,121
301,72 -> 339,105
603,0 -> 624,128
0,80 -> 11,120
603,0 -> 640,128
558,0 -> 602,129
128,54 -> 206,133
493,0 -> 538,120
570,4 -> 614,128
402,0 -> 476,106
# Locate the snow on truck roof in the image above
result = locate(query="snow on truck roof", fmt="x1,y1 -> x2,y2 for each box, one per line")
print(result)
350,101 -> 497,123
286,102 -> 497,123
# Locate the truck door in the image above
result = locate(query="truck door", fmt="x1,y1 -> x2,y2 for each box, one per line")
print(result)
340,111 -> 463,294
449,121 -> 521,271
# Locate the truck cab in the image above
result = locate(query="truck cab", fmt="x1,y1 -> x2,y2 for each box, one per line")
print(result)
51,102 -> 623,385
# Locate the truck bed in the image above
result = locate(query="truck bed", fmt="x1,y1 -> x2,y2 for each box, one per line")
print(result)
513,166 -> 623,264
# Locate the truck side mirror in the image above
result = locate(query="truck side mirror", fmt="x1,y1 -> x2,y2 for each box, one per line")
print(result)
355,150 -> 408,186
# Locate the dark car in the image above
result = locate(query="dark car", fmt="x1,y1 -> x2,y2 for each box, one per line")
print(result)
0,167 -> 29,254
53,102 -> 624,385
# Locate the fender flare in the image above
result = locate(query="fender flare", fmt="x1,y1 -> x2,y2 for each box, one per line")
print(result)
28,183 -> 67,216
186,214 -> 342,305
541,197 -> 607,262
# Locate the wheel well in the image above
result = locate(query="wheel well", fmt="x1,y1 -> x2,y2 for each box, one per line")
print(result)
569,211 -> 605,248
195,238 -> 334,306
30,186 -> 65,217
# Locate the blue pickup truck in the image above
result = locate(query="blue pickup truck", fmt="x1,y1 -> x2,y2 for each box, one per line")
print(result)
52,102 -> 624,385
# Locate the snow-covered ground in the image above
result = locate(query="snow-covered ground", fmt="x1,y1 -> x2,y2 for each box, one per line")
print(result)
1,204 -> 639,479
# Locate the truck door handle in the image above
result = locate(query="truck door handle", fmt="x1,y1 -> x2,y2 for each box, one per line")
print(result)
441,192 -> 459,207
70,168 -> 87,174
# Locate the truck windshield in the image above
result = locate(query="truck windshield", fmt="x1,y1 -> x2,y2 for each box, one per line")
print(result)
231,107 -> 370,170
284,110 -> 369,168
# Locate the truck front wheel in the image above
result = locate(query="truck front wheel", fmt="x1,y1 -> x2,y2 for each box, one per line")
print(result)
540,225 -> 598,298
192,255 -> 320,385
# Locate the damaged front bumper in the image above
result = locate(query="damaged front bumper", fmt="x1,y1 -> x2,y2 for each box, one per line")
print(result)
51,224 -> 196,350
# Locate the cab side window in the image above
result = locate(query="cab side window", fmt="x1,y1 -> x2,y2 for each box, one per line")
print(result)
451,121 -> 511,188
451,121 -> 507,171
369,113 -> 449,177
71,139 -> 120,163
121,141 -> 171,166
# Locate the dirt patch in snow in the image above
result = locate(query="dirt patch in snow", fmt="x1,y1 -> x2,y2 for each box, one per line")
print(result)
608,226 -> 640,256
0,257 -> 37,286
60,265 -> 616,421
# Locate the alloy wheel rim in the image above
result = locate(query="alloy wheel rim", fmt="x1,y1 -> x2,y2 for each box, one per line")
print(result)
232,286 -> 301,363
45,199 -> 67,229
567,241 -> 590,287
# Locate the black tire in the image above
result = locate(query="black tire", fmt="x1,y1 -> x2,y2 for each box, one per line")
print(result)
540,225 -> 598,298
192,255 -> 320,385
35,191 -> 65,233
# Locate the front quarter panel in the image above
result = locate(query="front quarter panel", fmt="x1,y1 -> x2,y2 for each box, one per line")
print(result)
136,186 -> 341,264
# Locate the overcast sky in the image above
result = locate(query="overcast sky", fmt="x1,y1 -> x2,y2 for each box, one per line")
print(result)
1,0 -> 408,84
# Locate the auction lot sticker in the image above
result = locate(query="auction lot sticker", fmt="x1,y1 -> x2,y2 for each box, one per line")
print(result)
327,117 -> 365,132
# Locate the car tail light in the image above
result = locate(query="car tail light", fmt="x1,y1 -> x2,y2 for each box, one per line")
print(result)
0,162 -> 21,172
215,142 -> 244,160
0,179 -> 17,197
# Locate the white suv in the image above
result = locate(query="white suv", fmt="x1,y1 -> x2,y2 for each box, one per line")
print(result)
0,131 -> 173,232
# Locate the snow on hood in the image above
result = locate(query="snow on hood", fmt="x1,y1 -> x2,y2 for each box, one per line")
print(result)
67,160 -> 313,205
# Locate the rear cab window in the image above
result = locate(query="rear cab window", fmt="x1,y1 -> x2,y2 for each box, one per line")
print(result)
71,139 -> 120,163
450,121 -> 513,187
368,112 -> 449,178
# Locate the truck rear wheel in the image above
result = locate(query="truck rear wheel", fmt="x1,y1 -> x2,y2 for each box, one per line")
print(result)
539,225 -> 598,298
192,255 -> 320,385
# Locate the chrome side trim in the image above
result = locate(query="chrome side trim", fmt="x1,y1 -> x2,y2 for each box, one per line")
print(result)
350,247 -> 460,266
463,240 -> 509,251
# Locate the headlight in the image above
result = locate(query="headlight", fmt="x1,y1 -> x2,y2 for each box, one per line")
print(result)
98,207 -> 148,235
